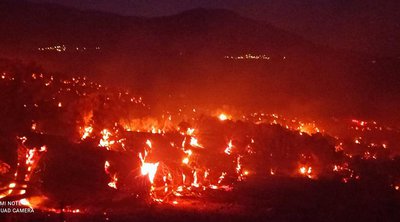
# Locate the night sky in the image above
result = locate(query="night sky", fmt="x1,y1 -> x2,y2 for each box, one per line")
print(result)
28,0 -> 400,56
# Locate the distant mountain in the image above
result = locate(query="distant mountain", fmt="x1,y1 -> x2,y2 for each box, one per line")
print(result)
27,0 -> 400,56
236,0 -> 400,57
0,0 -> 399,123
0,1 -> 316,57
0,0 -> 137,49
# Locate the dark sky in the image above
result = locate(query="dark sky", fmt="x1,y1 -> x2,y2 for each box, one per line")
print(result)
28,0 -> 400,56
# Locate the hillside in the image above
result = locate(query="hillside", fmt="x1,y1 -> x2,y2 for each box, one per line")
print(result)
0,0 -> 399,123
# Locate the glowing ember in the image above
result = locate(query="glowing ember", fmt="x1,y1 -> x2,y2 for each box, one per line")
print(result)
108,175 -> 118,189
31,122 -> 37,131
139,152 -> 159,184
99,129 -> 115,149
140,162 -> 159,184
186,128 -> 195,135
182,157 -> 189,164
104,161 -> 118,189
224,140 -> 233,155
191,170 -> 200,187
218,113 -> 229,121
299,166 -> 313,179
218,172 -> 227,184
19,198 -> 32,207
81,126 -> 93,140
190,137 -> 203,148
146,139 -> 152,148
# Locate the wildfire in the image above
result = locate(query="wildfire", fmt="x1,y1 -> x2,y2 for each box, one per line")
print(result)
189,137 -> 203,148
19,198 -> 32,207
139,152 -> 159,184
224,140 -> 233,155
182,149 -> 192,165
140,162 -> 159,184
182,157 -> 189,164
218,113 -> 231,121
236,156 -> 244,181
108,175 -> 118,189
218,172 -> 227,184
104,161 -> 118,189
0,136 -> 47,210
191,170 -> 199,187
99,129 -> 115,149
146,139 -> 152,148
299,166 -> 313,179
3,68 -> 400,212
186,128 -> 195,135
298,122 -> 320,135
81,126 -> 93,140
31,122 -> 37,131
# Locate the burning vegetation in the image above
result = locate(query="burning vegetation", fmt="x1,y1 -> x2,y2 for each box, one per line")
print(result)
1,61 -> 400,221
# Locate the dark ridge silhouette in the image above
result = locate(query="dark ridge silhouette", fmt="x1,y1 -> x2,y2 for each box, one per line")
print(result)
0,0 -> 399,124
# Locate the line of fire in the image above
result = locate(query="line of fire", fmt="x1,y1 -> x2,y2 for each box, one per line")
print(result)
1,66 -> 400,221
